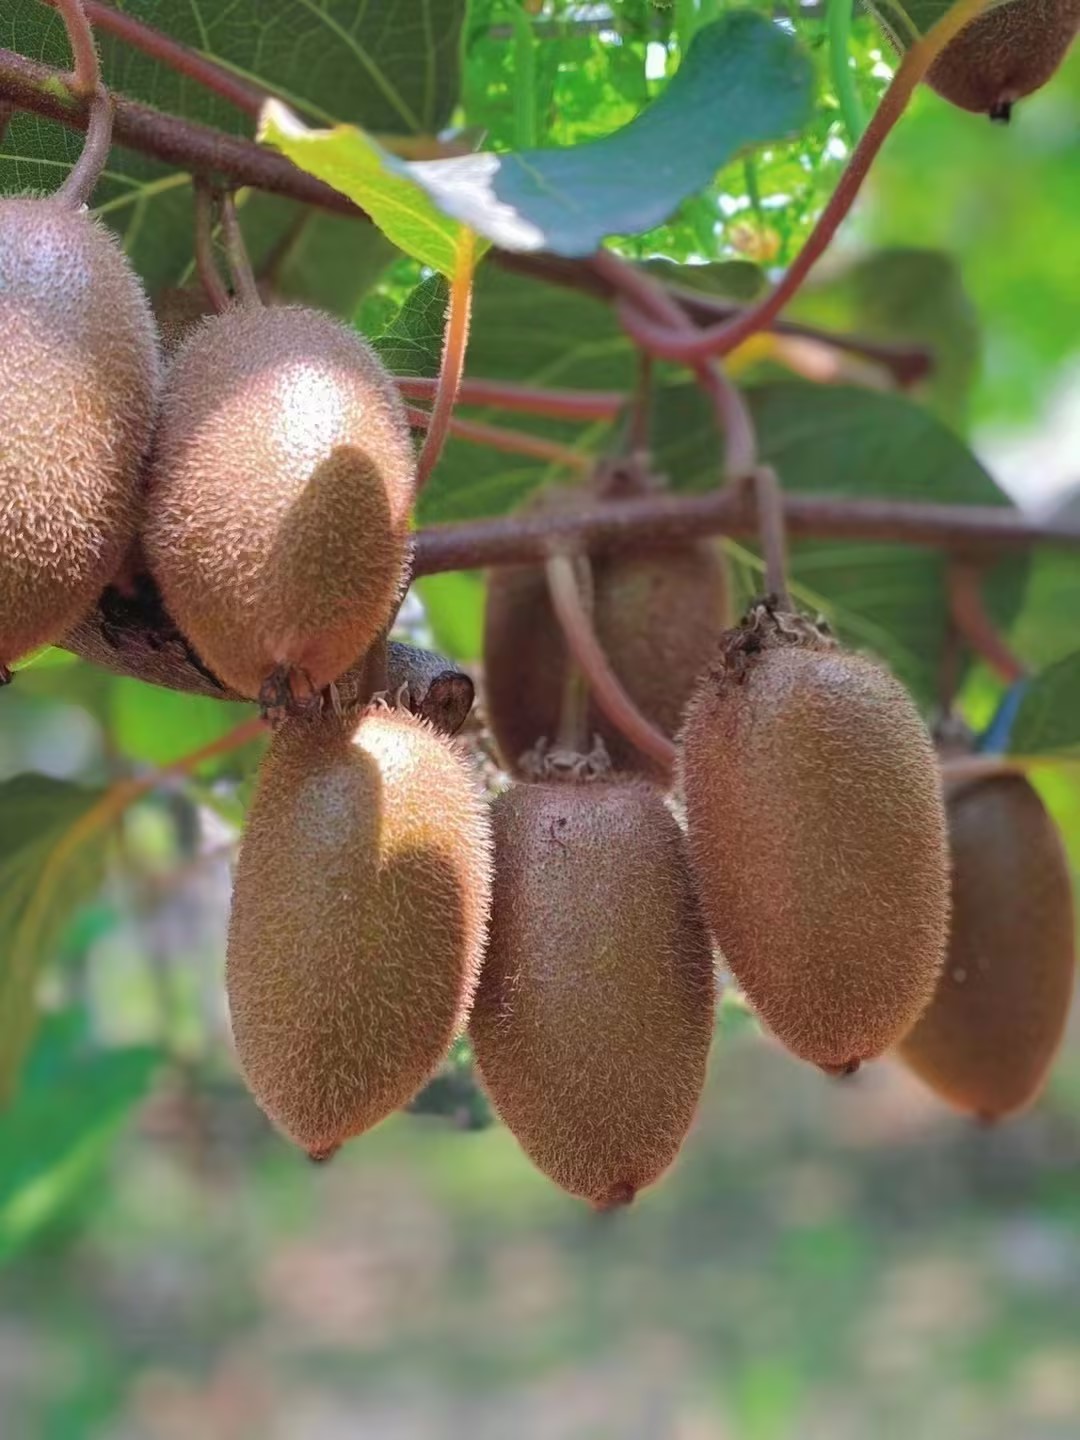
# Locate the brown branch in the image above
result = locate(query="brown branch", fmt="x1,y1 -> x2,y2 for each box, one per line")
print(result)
411,494 -> 1080,575
948,560 -> 1027,684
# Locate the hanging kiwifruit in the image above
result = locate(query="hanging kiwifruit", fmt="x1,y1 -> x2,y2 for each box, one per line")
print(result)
484,488 -> 729,775
680,602 -> 949,1074
899,773 -> 1075,1119
470,775 -> 716,1207
226,704 -> 492,1158
869,0 -> 1080,120
0,196 -> 161,679
143,305 -> 415,710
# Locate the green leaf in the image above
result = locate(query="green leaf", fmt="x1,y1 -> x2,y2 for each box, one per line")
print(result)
0,1042 -> 159,1263
0,777 -> 110,1101
110,680 -> 253,771
259,103 -> 478,277
649,381 -> 1028,706
1010,654 -> 1080,756
282,13 -> 813,259
415,572 -> 485,662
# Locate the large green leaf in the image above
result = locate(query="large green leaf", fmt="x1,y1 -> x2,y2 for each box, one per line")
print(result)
0,776 -> 109,1101
269,13 -> 814,260
1010,654 -> 1080,757
647,381 -> 1029,705
0,1040 -> 159,1262
2,0 -> 466,288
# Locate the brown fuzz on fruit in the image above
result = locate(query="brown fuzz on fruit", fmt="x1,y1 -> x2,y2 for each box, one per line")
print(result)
872,0 -> 1080,120
226,705 -> 492,1158
143,305 -> 416,708
680,601 -> 949,1074
470,777 -> 716,1208
152,285 -> 214,357
0,198 -> 161,673
484,542 -> 729,776
899,773 -> 1075,1120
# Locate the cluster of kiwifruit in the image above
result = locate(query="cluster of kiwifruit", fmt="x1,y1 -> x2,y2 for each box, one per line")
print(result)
869,0 -> 1080,122
3,163 -> 1075,1216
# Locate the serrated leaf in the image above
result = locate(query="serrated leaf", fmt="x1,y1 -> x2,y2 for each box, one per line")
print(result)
0,1042 -> 159,1262
268,13 -> 813,260
0,776 -> 110,1100
1009,654 -> 1080,756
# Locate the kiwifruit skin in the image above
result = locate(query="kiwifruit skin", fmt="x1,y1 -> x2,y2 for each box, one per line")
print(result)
143,305 -> 415,701
470,779 -> 716,1207
680,617 -> 949,1072
226,705 -> 492,1157
484,544 -> 729,775
0,199 -> 161,669
899,774 -> 1075,1119
153,285 -> 213,358
872,0 -> 1080,116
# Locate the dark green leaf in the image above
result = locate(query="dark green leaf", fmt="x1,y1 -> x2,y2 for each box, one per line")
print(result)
1010,654 -> 1080,756
109,680 -> 253,770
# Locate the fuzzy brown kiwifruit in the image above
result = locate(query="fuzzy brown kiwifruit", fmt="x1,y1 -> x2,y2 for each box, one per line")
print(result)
484,512 -> 729,775
143,305 -> 415,709
0,198 -> 161,676
870,0 -> 1080,120
898,773 -> 1075,1119
679,602 -> 949,1074
226,704 -> 492,1158
470,776 -> 716,1208
152,285 -> 214,358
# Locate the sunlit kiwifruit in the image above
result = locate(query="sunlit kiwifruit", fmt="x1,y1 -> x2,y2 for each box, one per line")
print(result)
870,0 -> 1080,120
899,772 -> 1075,1119
484,490 -> 729,775
143,305 -> 415,710
679,602 -> 949,1074
226,704 -> 492,1158
0,197 -> 160,677
470,774 -> 716,1207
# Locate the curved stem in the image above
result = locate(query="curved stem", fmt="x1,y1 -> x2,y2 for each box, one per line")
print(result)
220,191 -> 261,309
193,180 -> 231,314
418,232 -> 476,490
626,352 -> 653,454
55,86 -> 112,207
545,551 -> 677,775
826,0 -> 867,143
55,0 -> 99,94
748,466 -> 791,607
397,375 -> 623,421
596,0 -> 993,365
947,560 -> 1027,684
406,405 -> 592,473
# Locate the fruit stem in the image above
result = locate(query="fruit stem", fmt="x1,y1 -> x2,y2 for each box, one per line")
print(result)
54,0 -> 99,95
545,550 -> 677,775
590,0 -> 995,364
193,179 -> 231,314
405,406 -> 593,473
418,232 -> 477,490
55,85 -> 112,208
555,555 -> 593,754
591,248 -> 757,481
220,190 -> 262,309
397,376 -> 624,422
947,560 -> 1027,684
748,466 -> 792,608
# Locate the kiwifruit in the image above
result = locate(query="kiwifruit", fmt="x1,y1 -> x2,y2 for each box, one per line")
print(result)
0,197 -> 160,677
870,0 -> 1080,120
484,515 -> 728,774
679,602 -> 949,1073
152,285 -> 213,358
143,305 -> 415,708
226,703 -> 492,1158
470,777 -> 716,1207
899,773 -> 1075,1119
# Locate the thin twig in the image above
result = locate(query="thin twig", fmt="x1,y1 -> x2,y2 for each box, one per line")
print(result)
406,405 -> 593,472
748,466 -> 791,607
418,233 -> 476,489
220,190 -> 261,308
545,551 -> 677,774
55,86 -> 112,207
193,180 -> 230,314
947,560 -> 1027,684
54,0 -> 99,94
397,376 -> 624,421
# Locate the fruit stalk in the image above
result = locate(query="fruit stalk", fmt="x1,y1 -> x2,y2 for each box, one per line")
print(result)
55,0 -> 100,95
193,180 -> 231,314
55,85 -> 113,208
947,560 -> 1027,684
406,406 -> 593,473
418,231 -> 477,488
220,191 -> 261,309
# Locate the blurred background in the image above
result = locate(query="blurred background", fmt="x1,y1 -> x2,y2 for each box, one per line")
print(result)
3,3 -> 1080,1437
